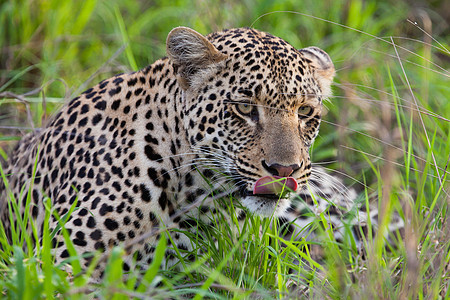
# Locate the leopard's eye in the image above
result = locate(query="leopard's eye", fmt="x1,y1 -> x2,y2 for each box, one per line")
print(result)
297,106 -> 313,118
236,103 -> 254,115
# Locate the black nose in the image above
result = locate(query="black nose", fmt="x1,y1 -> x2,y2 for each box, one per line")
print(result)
262,160 -> 301,177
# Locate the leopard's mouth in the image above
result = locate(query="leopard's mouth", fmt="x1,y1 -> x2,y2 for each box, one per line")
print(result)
231,175 -> 299,216
253,176 -> 298,195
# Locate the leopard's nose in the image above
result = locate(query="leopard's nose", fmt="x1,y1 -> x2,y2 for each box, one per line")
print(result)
262,160 -> 302,177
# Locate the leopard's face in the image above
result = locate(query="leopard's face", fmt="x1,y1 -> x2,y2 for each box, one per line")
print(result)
168,27 -> 335,216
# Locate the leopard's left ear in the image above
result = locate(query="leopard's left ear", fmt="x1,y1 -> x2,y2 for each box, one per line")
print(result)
299,47 -> 335,97
166,27 -> 227,90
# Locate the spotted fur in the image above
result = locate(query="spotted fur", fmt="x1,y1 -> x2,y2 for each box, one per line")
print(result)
0,27 -> 402,276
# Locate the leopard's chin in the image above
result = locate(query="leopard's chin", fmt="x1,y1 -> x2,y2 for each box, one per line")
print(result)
240,191 -> 291,217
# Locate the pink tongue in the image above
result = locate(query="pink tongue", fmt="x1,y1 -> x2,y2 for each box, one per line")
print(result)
253,176 -> 298,195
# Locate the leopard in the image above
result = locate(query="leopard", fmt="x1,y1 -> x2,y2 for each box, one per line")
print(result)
0,27 -> 403,277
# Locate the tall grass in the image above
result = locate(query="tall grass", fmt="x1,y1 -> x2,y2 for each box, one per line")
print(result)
1,0 -> 449,298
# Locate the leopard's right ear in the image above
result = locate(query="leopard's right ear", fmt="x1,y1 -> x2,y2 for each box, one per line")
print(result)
166,27 -> 227,90
299,46 -> 335,98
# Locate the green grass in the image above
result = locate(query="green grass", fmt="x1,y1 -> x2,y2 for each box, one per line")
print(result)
1,0 -> 449,298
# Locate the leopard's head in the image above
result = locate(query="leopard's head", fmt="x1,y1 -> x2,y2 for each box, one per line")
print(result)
167,27 -> 335,216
